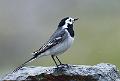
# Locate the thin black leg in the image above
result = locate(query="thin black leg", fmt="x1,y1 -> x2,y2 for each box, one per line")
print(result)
51,55 -> 58,66
56,56 -> 69,67
56,56 -> 62,65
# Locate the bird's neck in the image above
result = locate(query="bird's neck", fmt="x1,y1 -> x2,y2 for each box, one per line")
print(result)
66,24 -> 74,37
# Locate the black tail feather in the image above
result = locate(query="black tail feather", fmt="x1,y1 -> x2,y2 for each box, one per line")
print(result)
13,56 -> 37,73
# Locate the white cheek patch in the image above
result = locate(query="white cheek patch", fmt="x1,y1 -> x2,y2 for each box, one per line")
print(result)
66,20 -> 72,25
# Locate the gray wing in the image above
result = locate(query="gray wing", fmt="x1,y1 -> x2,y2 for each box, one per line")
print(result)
33,29 -> 68,57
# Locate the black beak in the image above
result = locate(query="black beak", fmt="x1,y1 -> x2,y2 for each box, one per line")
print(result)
74,18 -> 79,21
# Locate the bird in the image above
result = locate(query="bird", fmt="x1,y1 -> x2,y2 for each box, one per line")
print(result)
13,17 -> 78,72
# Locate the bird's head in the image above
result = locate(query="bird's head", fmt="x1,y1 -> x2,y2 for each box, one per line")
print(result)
58,17 -> 79,28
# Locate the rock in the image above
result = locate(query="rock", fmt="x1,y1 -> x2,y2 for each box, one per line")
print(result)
2,63 -> 120,81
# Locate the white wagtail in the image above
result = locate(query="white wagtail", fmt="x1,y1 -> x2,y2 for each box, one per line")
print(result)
13,17 -> 78,72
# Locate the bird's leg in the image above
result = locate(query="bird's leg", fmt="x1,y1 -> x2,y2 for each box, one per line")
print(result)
56,56 -> 62,65
56,56 -> 69,67
51,55 -> 58,67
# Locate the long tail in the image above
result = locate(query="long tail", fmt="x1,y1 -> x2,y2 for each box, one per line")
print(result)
13,56 -> 37,73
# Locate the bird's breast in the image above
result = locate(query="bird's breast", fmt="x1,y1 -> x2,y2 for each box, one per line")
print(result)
51,36 -> 74,55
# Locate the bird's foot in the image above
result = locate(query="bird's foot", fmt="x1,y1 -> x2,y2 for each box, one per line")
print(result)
54,64 -> 71,72
57,64 -> 69,68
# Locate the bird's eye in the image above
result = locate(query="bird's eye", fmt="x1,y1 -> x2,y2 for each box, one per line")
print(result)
69,19 -> 71,22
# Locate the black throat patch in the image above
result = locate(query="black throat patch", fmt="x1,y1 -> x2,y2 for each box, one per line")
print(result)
66,24 -> 74,37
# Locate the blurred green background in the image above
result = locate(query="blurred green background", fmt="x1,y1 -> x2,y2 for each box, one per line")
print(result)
0,0 -> 120,77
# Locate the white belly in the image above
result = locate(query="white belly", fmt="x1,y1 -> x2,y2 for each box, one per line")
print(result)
49,36 -> 74,56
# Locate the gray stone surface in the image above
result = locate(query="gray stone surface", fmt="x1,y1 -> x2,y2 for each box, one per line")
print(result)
2,63 -> 120,81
